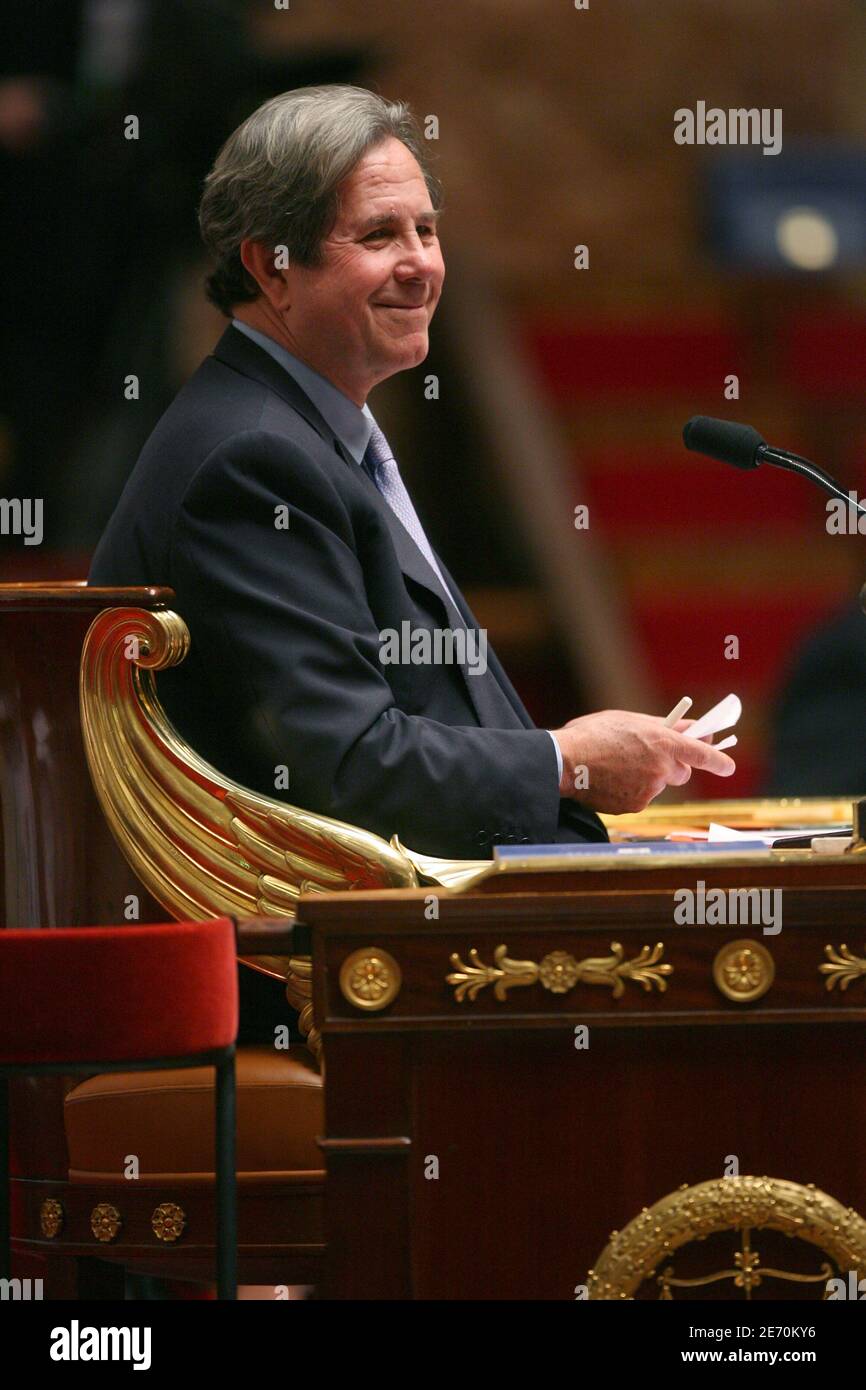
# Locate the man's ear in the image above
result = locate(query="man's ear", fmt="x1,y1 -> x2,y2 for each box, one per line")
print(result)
239,238 -> 291,309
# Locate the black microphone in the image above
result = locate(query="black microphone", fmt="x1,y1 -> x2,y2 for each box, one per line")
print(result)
682,415 -> 866,517
682,416 -> 765,469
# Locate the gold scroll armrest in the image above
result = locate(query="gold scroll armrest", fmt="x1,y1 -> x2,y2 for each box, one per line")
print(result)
78,605 -> 430,928
78,607 -> 488,1054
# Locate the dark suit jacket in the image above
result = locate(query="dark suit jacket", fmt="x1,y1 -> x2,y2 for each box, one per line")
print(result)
765,601 -> 866,797
89,323 -> 606,860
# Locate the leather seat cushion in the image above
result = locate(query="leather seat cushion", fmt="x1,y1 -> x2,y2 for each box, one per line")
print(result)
64,1045 -> 323,1181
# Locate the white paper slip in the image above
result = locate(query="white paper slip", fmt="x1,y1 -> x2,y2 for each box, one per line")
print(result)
683,693 -> 742,741
708,822 -> 774,844
706,822 -> 845,846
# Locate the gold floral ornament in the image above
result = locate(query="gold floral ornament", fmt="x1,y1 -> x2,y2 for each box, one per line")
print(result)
820,943 -> 866,992
447,946 -> 541,1002
726,951 -> 762,990
447,941 -> 671,1003
339,947 -> 402,1011
538,950 -> 581,994
90,1203 -> 122,1243
712,940 -> 775,1003
151,1202 -> 186,1243
39,1198 -> 64,1239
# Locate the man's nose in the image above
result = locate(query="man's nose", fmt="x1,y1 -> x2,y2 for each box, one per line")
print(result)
393,234 -> 439,278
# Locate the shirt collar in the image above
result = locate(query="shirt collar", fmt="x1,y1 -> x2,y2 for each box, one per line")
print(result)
231,318 -> 374,464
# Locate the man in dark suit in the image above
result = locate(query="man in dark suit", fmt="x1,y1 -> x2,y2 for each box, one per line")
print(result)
90,86 -> 733,1028
765,601 -> 866,796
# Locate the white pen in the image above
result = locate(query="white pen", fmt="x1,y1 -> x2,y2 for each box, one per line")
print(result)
663,696 -> 692,727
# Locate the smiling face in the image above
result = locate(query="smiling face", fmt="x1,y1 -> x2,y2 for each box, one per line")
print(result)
239,137 -> 445,406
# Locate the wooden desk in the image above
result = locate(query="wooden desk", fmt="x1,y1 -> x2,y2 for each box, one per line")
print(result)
301,852 -> 866,1299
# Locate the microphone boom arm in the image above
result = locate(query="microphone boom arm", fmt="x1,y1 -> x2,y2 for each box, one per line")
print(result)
758,445 -> 866,518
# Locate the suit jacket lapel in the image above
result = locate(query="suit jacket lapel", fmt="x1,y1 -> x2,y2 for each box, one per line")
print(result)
434,554 -> 535,730
338,443 -> 519,726
332,440 -> 525,729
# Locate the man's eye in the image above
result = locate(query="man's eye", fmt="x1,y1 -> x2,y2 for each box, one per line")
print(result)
363,229 -> 389,241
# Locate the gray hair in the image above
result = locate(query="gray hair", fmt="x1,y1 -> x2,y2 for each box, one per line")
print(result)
198,84 -> 443,315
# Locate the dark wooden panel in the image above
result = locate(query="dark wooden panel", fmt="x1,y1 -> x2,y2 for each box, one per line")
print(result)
407,1023 -> 866,1299
303,876 -> 866,1299
317,1035 -> 413,1300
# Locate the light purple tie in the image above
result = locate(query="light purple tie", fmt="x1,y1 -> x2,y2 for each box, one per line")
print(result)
363,421 -> 459,609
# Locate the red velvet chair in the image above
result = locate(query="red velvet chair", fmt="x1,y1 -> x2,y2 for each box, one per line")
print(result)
0,918 -> 238,1299
1,583 -> 324,1297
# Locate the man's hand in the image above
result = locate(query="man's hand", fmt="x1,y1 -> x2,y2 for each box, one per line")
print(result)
551,709 -> 736,814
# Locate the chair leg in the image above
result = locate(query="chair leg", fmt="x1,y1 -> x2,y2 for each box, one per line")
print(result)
215,1051 -> 236,1299
0,1078 -> 9,1280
